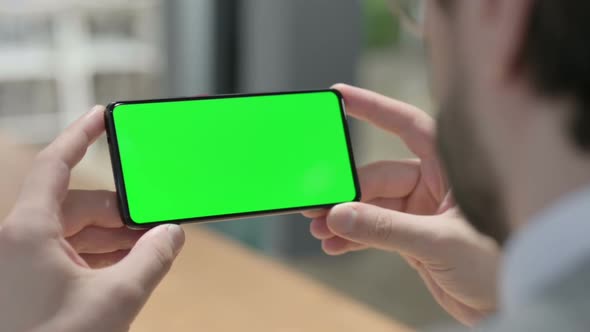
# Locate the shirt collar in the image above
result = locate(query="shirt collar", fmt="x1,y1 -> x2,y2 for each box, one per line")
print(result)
501,186 -> 590,313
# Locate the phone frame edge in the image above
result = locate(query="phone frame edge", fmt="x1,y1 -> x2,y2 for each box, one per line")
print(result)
105,89 -> 362,229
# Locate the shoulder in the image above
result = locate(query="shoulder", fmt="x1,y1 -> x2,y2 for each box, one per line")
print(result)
481,261 -> 590,332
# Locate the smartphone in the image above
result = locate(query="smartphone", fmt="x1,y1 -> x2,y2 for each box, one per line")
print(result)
105,90 -> 360,228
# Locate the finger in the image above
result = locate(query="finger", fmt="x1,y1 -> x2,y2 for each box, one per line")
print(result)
62,190 -> 122,236
322,237 -> 367,256
326,202 -> 437,256
357,160 -> 420,202
303,160 -> 418,220
109,224 -> 185,297
310,218 -> 335,240
67,226 -> 146,254
302,209 -> 329,219
367,197 -> 405,211
308,198 -> 404,240
81,250 -> 130,269
333,84 -> 435,159
414,266 -> 487,326
19,106 -> 105,213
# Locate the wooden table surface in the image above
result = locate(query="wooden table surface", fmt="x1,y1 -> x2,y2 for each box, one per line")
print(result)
0,136 -> 411,332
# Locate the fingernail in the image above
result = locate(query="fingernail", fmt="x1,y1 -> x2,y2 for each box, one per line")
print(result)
166,224 -> 185,255
329,205 -> 357,234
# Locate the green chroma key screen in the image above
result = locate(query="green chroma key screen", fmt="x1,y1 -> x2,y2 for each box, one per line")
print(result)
107,90 -> 360,226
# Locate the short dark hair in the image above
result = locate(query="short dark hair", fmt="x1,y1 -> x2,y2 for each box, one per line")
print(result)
522,1 -> 590,150
438,1 -> 590,150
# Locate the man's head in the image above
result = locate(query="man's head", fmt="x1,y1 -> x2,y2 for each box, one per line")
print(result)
424,1 -> 590,244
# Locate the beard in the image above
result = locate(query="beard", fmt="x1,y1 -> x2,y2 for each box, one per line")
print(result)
436,76 -> 510,245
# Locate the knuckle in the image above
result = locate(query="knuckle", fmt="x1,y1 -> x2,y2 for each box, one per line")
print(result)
430,229 -> 459,250
35,148 -> 56,166
35,150 -> 69,176
109,281 -> 144,307
0,219 -> 22,245
7,206 -> 62,238
369,212 -> 394,242
151,242 -> 174,272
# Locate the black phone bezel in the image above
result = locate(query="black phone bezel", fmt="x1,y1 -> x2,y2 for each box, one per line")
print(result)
104,89 -> 361,228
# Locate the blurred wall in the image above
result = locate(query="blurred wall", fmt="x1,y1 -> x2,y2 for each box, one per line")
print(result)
164,0 -> 214,96
239,0 -> 362,91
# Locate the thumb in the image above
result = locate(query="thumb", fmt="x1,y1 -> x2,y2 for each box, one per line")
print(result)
111,224 -> 185,296
326,202 -> 436,256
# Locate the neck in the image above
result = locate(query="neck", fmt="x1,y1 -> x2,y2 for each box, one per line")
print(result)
506,101 -> 590,230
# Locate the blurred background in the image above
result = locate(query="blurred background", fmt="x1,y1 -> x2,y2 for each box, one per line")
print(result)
0,0 -> 452,329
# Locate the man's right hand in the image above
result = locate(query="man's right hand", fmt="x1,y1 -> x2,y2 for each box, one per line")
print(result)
303,84 -> 501,326
0,107 -> 184,332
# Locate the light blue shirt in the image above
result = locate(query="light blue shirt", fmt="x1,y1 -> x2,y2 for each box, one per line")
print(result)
501,186 -> 590,313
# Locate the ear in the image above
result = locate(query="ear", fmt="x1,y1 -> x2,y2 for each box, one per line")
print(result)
484,0 -> 535,84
